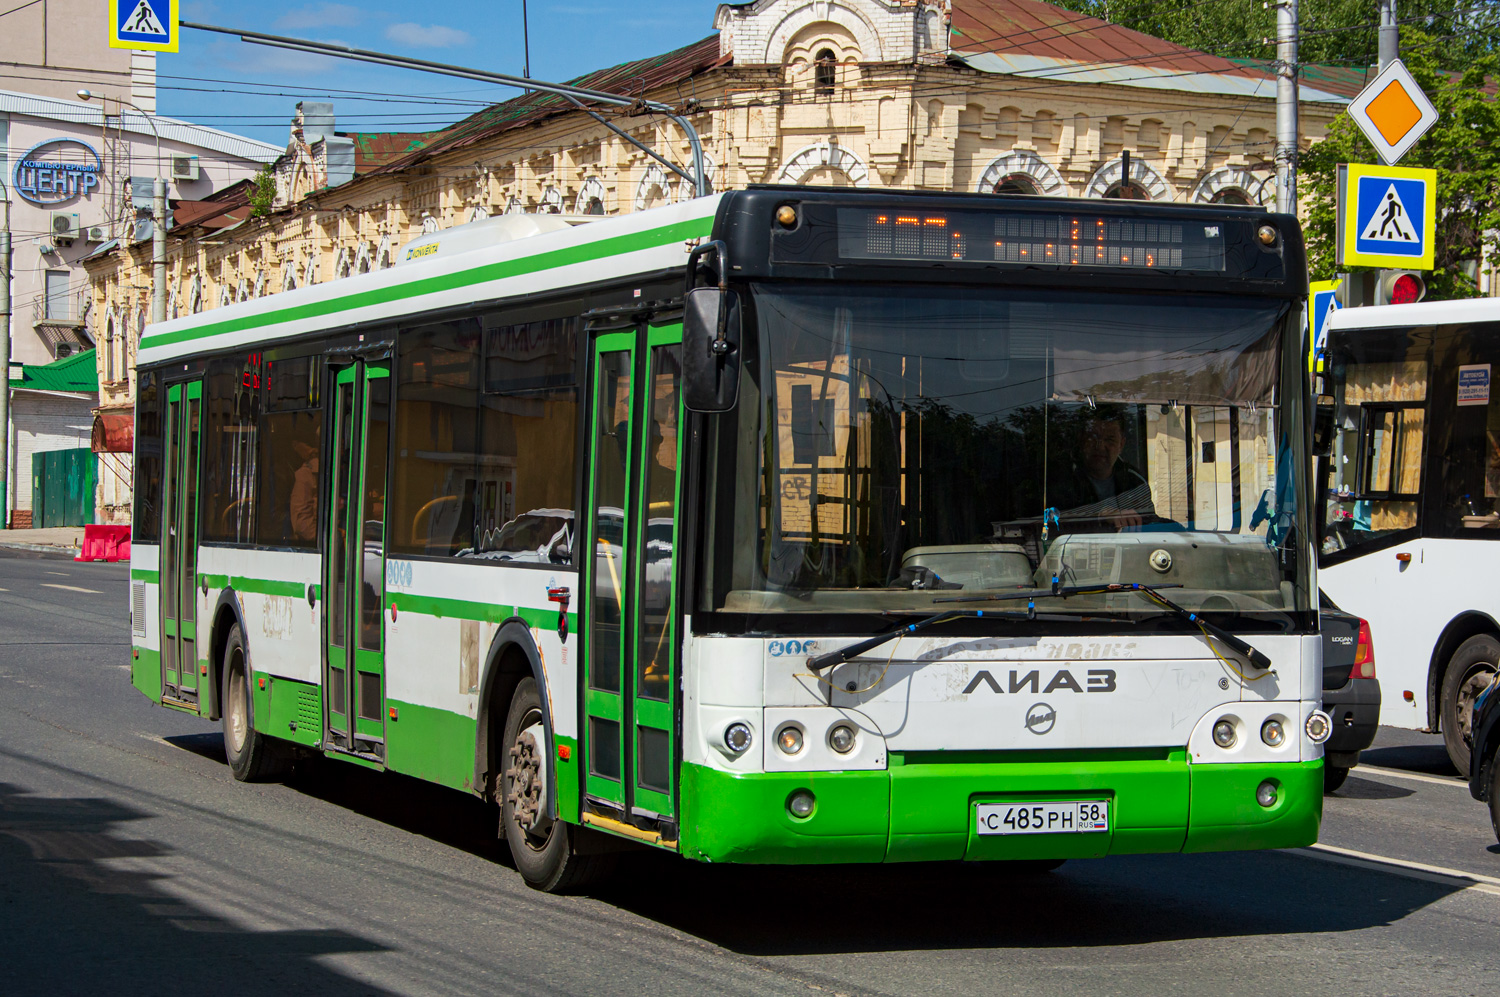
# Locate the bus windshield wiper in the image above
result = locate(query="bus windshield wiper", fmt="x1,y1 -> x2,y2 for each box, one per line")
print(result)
804,604 -> 1126,674
937,582 -> 1271,671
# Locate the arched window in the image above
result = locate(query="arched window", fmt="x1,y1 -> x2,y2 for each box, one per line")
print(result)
583,197 -> 604,215
1104,181 -> 1149,200
994,174 -> 1040,195
814,49 -> 837,97
1211,187 -> 1253,206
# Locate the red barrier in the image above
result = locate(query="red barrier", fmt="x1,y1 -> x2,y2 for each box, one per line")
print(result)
75,524 -> 132,563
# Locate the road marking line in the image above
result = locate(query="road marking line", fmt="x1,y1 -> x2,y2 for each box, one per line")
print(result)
45,571 -> 69,576
1356,764 -> 1468,788
1296,842 -> 1500,896
40,583 -> 103,594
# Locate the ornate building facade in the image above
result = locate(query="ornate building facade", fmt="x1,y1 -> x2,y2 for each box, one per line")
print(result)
83,0 -> 1360,523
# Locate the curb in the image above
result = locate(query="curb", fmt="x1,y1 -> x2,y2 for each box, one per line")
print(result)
0,541 -> 82,556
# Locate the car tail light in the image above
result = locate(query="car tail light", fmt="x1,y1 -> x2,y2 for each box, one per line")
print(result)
1354,619 -> 1376,679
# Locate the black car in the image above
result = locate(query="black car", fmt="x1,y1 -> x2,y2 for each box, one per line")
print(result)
1466,675 -> 1500,842
1321,594 -> 1382,793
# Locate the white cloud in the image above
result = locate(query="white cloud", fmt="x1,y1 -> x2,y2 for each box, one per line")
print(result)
384,22 -> 470,48
275,3 -> 363,30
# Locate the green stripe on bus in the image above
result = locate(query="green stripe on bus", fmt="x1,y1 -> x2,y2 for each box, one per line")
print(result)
130,569 -> 160,583
197,574 -> 310,598
392,593 -> 576,632
142,217 -> 714,353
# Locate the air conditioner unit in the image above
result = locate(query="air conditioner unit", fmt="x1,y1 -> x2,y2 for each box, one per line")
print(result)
50,212 -> 81,243
171,155 -> 200,181
85,226 -> 108,243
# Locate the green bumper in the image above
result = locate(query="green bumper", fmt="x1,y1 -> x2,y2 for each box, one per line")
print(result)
678,753 -> 1322,864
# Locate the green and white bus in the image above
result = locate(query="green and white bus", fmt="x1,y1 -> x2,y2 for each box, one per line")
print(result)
129,187 -> 1329,890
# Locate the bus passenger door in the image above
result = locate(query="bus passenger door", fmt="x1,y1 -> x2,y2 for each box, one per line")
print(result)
323,360 -> 392,760
160,379 -> 204,707
582,324 -> 684,826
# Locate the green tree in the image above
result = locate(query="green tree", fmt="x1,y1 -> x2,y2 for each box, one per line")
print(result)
248,164 -> 277,218
1050,1 -> 1499,72
1300,30 -> 1500,299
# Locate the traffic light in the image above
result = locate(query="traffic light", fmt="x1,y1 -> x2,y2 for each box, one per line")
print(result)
1376,270 -> 1426,305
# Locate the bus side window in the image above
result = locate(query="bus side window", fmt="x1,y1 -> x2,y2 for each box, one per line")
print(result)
133,371 -> 164,544
256,355 -> 323,549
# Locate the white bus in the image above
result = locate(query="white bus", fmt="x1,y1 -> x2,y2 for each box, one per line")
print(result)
1319,297 -> 1500,775
130,187 -> 1329,891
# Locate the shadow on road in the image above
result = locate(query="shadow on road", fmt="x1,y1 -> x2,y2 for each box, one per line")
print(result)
1332,775 -> 1416,800
1360,742 -> 1459,777
156,735 -> 1468,959
0,781 -> 394,994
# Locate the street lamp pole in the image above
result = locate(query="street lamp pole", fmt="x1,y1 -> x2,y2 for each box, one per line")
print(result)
79,90 -> 166,324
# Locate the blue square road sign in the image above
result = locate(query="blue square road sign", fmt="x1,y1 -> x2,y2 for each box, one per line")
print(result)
1353,173 -> 1427,260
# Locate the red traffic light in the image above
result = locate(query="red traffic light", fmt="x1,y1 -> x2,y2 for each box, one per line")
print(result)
1377,270 -> 1426,305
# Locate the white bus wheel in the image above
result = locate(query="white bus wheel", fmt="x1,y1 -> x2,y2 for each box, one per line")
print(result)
499,677 -> 614,893
1440,634 -> 1500,778
221,624 -> 290,783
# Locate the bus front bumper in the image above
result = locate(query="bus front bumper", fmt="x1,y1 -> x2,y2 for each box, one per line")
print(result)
678,753 -> 1322,864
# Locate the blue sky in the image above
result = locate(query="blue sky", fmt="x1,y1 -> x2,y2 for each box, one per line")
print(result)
164,2 -> 716,145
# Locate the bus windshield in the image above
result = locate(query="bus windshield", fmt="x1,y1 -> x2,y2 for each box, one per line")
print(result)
700,283 -> 1307,625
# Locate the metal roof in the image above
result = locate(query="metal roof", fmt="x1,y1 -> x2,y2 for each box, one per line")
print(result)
0,89 -> 283,164
950,0 -> 1349,104
9,349 -> 98,393
363,35 -> 726,177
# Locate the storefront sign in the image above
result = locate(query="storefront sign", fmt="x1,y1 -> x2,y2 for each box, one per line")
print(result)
12,139 -> 102,205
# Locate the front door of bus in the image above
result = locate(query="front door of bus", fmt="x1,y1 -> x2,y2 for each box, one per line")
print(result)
583,323 -> 685,824
323,360 -> 391,759
160,379 -> 204,707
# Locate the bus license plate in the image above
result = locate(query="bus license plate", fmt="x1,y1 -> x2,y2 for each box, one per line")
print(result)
976,801 -> 1109,835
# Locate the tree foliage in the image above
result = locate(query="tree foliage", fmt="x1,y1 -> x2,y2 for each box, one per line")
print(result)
248,164 -> 277,218
1050,0 -> 1499,72
1300,30 -> 1500,299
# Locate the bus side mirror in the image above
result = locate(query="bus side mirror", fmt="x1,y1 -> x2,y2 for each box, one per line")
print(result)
683,286 -> 741,413
1312,395 -> 1336,457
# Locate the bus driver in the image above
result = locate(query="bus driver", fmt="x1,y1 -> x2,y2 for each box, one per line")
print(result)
1057,407 -> 1155,531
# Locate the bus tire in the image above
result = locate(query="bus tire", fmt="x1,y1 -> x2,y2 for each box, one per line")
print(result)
1489,757 -> 1500,846
1323,764 -> 1350,794
499,677 -> 612,893
221,624 -> 290,783
1440,634 -> 1500,778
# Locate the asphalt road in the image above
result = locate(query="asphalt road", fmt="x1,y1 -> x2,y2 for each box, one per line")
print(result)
3,545 -> 1498,997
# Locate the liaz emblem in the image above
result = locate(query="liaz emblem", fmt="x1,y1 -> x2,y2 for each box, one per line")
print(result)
961,668 -> 1116,695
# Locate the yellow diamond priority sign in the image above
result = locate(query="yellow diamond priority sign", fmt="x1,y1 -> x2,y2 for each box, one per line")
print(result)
1346,58 -> 1437,166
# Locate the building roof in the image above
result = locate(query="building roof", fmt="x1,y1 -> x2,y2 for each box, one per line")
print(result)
9,349 -> 98,393
172,179 -> 254,230
0,89 -> 283,164
364,35 -> 726,177
346,132 -> 441,172
948,0 -> 1350,103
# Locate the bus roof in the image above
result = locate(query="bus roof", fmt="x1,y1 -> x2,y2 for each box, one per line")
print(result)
1327,296 -> 1500,333
137,194 -> 725,367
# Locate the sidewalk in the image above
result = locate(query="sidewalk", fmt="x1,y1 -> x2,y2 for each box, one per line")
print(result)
0,527 -> 85,554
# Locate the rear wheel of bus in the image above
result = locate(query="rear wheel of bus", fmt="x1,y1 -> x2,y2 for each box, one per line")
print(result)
500,677 -> 613,892
221,624 -> 290,782
1441,635 -> 1500,777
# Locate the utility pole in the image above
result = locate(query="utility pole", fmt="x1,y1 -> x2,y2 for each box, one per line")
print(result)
1379,0 -> 1399,71
1274,0 -> 1300,215
78,91 -> 166,324
1,189 -> 11,528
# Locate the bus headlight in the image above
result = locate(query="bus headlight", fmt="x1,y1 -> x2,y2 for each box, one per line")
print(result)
1212,719 -> 1237,748
1260,719 -> 1286,747
828,724 -> 856,754
787,789 -> 815,818
776,723 -> 805,755
723,722 -> 753,754
1256,780 -> 1279,807
1305,710 -> 1332,744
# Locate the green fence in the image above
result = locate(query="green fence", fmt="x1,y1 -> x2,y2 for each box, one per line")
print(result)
31,448 -> 96,528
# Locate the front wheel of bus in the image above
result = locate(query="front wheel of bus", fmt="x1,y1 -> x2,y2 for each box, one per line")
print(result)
500,678 -> 612,893
221,624 -> 290,782
1441,635 -> 1500,778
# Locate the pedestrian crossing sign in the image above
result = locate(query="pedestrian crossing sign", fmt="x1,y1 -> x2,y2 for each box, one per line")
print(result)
109,0 -> 178,53
1338,162 -> 1437,270
1308,279 -> 1341,370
